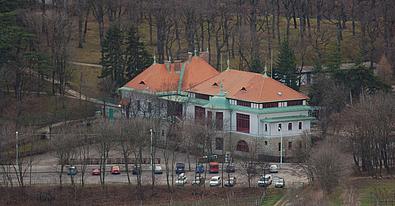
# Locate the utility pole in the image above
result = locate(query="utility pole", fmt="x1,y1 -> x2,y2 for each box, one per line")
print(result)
278,126 -> 283,167
16,131 -> 19,168
150,128 -> 154,189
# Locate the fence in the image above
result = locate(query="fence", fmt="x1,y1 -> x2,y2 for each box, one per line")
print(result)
145,195 -> 264,206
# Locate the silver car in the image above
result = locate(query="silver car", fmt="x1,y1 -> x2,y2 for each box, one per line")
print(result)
273,176 -> 285,188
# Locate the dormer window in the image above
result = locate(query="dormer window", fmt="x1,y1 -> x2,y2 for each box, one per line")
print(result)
241,87 -> 247,91
139,81 -> 145,85
212,82 -> 218,87
277,91 -> 282,96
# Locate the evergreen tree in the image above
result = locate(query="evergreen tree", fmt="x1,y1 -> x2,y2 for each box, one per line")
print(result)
100,24 -> 125,88
325,43 -> 341,72
124,26 -> 152,81
249,58 -> 263,74
274,40 -> 298,90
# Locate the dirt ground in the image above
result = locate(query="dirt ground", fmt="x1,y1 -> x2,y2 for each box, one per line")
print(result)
0,185 -> 264,206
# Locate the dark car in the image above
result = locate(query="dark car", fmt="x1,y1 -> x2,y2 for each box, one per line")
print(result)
176,163 -> 185,174
67,166 -> 77,176
132,165 -> 142,175
195,164 -> 205,174
226,164 -> 235,173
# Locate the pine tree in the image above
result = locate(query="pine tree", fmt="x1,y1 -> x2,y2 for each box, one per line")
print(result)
249,58 -> 263,74
124,26 -> 152,81
325,42 -> 341,72
274,40 -> 298,90
100,24 -> 125,87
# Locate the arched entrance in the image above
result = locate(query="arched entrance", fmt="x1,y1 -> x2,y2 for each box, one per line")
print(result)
236,140 -> 249,152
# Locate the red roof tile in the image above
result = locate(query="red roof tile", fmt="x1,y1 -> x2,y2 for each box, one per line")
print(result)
190,69 -> 308,103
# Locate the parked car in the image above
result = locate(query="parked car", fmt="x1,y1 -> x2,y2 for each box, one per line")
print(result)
209,162 -> 219,173
175,173 -> 188,186
110,166 -> 121,175
191,176 -> 205,186
273,176 -> 285,188
132,165 -> 141,175
209,176 -> 221,187
149,164 -> 163,174
224,177 -> 237,187
226,164 -> 236,173
269,164 -> 279,173
195,164 -> 205,174
176,163 -> 185,174
67,166 -> 77,176
91,168 -> 100,176
258,174 -> 272,187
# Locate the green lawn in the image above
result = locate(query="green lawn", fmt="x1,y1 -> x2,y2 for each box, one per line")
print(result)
261,189 -> 285,206
359,179 -> 395,206
68,64 -> 102,99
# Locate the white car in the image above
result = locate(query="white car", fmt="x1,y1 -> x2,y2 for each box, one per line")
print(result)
209,176 -> 221,187
149,165 -> 163,174
273,176 -> 285,188
269,164 -> 279,173
258,174 -> 272,187
175,173 -> 188,186
224,177 -> 236,187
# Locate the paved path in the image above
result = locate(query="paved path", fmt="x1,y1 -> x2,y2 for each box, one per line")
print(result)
68,61 -> 102,68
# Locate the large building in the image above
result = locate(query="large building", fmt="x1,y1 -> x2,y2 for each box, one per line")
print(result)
118,53 -> 314,160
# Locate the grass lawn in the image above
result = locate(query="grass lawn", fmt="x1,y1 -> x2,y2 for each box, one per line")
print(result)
261,189 -> 285,206
327,186 -> 343,206
0,95 -> 98,127
358,179 -> 395,206
68,63 -> 102,99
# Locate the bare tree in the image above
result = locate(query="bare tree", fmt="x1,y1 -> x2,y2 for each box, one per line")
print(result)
307,140 -> 350,194
51,125 -> 76,187
94,119 -> 116,188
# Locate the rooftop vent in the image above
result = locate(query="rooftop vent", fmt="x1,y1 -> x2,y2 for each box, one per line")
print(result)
277,91 -> 283,96
241,87 -> 247,91
212,82 -> 218,86
139,81 -> 145,85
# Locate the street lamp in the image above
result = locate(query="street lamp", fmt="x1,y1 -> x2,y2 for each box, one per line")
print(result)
278,126 -> 283,167
150,129 -> 153,168
15,131 -> 19,167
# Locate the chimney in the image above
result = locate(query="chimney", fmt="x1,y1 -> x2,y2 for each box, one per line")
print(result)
174,60 -> 182,73
165,57 -> 172,72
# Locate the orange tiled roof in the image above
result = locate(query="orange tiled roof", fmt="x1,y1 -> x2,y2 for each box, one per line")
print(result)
190,69 -> 308,103
123,56 -> 219,93
182,56 -> 220,90
124,63 -> 179,92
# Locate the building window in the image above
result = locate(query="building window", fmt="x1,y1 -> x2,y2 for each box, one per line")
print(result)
287,100 -> 303,106
264,124 -> 268,132
216,112 -> 223,130
236,140 -> 249,152
237,100 -> 251,107
195,106 -> 205,121
288,123 -> 292,131
137,100 -> 140,111
264,141 -> 268,145
195,93 -> 210,100
263,102 -> 278,108
278,143 -> 281,151
236,113 -> 250,133
288,142 -> 292,150
299,122 -> 303,130
215,138 -> 223,150
148,102 -> 152,113
278,123 -> 282,131
207,111 -> 213,126
161,130 -> 165,137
